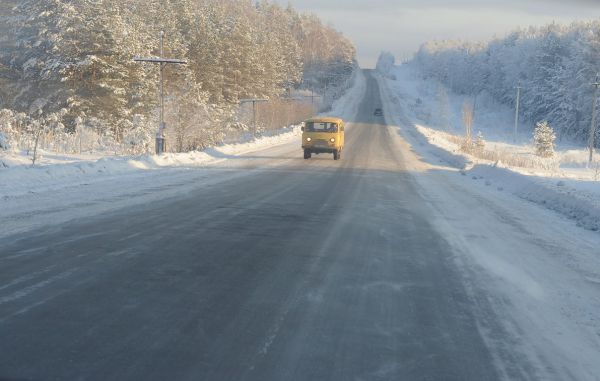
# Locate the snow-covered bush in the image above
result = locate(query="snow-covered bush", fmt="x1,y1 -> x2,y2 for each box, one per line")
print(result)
72,116 -> 90,153
123,115 -> 153,155
123,127 -> 152,155
43,111 -> 68,152
534,121 -> 556,158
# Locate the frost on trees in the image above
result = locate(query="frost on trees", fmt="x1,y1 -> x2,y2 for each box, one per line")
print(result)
534,121 -> 556,158
376,52 -> 396,79
123,115 -> 153,155
0,109 -> 16,151
413,21 -> 600,144
1,0 -> 357,154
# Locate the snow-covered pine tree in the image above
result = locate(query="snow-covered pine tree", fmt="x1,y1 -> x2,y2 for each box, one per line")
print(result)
2,0 -> 357,153
534,121 -> 556,157
413,20 -> 600,144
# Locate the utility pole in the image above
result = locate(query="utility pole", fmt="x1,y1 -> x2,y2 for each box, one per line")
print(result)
134,31 -> 187,155
300,85 -> 320,108
589,74 -> 600,165
514,84 -> 522,143
239,99 -> 268,135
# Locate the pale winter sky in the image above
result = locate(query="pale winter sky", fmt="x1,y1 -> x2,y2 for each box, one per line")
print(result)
282,0 -> 599,68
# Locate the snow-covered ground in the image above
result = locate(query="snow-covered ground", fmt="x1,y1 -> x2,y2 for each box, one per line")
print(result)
0,69 -> 366,239
2,64 -> 599,379
377,65 -> 600,380
379,64 -> 600,232
0,126 -> 302,199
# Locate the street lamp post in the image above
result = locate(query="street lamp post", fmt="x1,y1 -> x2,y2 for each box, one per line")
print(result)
514,84 -> 522,143
239,98 -> 268,136
134,31 -> 187,155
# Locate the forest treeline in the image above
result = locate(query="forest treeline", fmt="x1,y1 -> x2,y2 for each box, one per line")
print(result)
413,21 -> 600,144
0,0 -> 356,153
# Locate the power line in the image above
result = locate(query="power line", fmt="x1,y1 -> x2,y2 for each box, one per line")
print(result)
514,84 -> 522,144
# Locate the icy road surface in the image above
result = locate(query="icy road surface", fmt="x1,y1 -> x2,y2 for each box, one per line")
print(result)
1,71 -> 599,381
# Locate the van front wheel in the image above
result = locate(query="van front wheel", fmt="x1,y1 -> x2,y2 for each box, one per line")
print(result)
333,150 -> 340,160
304,150 -> 311,159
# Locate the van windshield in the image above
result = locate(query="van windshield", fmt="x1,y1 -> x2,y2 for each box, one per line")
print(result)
306,122 -> 338,132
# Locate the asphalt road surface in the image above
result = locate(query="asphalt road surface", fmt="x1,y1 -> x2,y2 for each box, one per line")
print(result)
0,71 -> 570,380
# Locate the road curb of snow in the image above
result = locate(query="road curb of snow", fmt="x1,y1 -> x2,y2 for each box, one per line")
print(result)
0,126 -> 302,200
468,164 -> 600,231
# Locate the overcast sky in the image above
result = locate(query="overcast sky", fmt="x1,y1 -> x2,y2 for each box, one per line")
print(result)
281,0 -> 599,68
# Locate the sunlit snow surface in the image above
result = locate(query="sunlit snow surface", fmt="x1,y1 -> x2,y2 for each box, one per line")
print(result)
381,63 -> 600,232
377,64 -> 600,381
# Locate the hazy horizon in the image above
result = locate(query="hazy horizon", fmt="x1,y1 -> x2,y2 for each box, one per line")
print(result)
281,0 -> 599,68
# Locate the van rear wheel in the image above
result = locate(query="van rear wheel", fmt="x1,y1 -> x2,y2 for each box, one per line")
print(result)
304,150 -> 311,159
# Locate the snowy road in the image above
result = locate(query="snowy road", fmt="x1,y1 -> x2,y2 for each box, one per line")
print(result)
1,71 -> 600,380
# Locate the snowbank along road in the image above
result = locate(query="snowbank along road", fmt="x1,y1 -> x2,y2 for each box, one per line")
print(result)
1,70 -> 600,381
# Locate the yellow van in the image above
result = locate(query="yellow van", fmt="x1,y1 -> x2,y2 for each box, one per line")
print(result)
301,117 -> 345,160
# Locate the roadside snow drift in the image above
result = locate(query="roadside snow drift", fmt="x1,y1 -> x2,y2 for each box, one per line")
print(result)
377,64 -> 600,232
